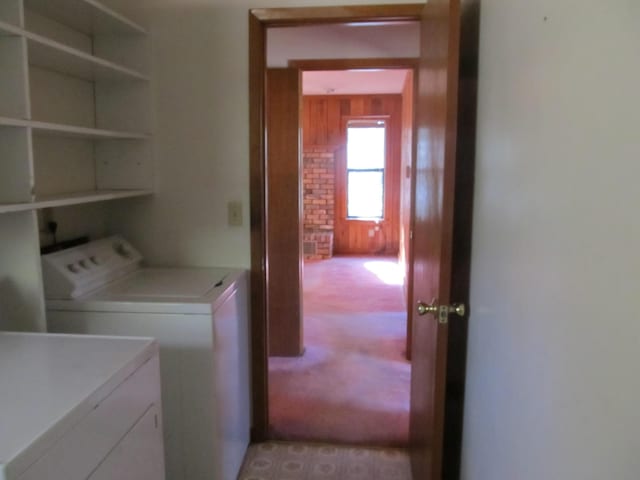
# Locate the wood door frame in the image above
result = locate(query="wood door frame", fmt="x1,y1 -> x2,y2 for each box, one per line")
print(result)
249,3 -> 478,477
249,2 -> 424,441
289,57 -> 419,71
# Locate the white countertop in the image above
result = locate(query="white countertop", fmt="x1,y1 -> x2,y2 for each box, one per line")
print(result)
0,332 -> 157,475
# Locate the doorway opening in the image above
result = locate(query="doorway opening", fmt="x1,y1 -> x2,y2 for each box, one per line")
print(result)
250,3 -> 477,478
268,65 -> 416,446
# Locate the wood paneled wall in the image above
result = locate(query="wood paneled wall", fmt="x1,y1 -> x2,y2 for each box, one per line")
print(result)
266,69 -> 303,357
302,94 -> 403,255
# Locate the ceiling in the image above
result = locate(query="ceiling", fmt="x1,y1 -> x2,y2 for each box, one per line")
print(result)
302,70 -> 411,96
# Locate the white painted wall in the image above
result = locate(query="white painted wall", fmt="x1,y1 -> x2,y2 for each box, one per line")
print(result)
102,0 -> 420,268
267,23 -> 419,67
462,1 -> 640,479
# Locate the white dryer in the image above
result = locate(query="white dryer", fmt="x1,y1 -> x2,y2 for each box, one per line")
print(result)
0,332 -> 164,480
42,236 -> 250,480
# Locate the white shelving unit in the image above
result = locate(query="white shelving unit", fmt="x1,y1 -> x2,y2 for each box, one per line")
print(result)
0,21 -> 148,81
23,0 -> 147,35
0,116 -> 149,139
0,0 -> 151,331
0,189 -> 153,214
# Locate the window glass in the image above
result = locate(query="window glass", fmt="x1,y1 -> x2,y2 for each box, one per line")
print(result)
346,126 -> 386,170
347,171 -> 384,218
346,121 -> 386,219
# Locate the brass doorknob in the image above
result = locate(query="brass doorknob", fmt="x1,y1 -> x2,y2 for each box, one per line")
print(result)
416,300 -> 438,316
417,300 -> 466,322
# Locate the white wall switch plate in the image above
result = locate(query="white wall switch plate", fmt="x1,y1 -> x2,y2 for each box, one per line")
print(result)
228,201 -> 243,226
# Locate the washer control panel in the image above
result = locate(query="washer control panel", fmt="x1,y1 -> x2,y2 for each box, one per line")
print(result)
42,236 -> 142,299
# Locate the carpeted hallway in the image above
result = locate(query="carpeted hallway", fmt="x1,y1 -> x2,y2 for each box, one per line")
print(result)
269,255 -> 410,447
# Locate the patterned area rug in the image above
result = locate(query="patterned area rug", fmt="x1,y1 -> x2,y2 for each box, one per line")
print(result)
238,442 -> 412,480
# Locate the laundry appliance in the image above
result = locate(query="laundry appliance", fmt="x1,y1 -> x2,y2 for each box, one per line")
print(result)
0,332 -> 164,480
42,236 -> 250,480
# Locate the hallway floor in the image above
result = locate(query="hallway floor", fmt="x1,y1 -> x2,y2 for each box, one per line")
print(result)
238,441 -> 412,480
269,256 -> 410,447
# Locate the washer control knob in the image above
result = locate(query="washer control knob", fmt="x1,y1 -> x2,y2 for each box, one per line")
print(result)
66,264 -> 79,274
113,242 -> 132,259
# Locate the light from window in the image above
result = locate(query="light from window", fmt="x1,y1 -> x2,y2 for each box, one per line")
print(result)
346,122 -> 386,219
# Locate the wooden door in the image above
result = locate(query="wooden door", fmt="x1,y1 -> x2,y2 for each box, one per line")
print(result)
265,68 -> 303,357
409,1 -> 461,478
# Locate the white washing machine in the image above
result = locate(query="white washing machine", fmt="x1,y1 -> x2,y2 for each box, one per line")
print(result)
42,236 -> 251,480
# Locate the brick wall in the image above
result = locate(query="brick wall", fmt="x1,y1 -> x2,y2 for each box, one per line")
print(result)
302,148 -> 335,259
303,232 -> 334,260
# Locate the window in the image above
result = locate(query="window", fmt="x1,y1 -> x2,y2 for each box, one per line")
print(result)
346,120 -> 386,219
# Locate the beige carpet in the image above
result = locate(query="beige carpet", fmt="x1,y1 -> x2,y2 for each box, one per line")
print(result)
238,441 -> 412,480
269,256 -> 410,446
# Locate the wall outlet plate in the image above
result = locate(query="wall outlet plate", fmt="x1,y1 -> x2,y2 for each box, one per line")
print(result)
228,201 -> 243,226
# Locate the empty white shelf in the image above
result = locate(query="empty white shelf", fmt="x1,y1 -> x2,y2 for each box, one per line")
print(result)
0,116 -> 149,139
0,21 -> 148,81
24,0 -> 147,35
0,189 -> 153,214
